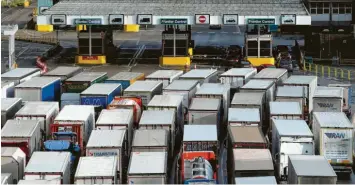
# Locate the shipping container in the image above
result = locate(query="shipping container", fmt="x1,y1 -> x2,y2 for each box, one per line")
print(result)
230,92 -> 264,123
287,155 -> 337,184
1,120 -> 41,160
188,98 -> 221,133
194,83 -> 230,122
63,72 -> 108,93
235,176 -> 277,184
15,101 -> 59,138
1,173 -> 13,185
105,72 -> 145,89
276,86 -> 305,113
86,130 -> 126,184
17,179 -> 61,184
43,66 -> 83,81
231,149 -> 274,180
24,152 -> 71,184
95,109 -> 134,150
312,112 -> 353,175
1,98 -> 22,128
179,69 -> 219,84
74,156 -> 117,184
60,93 -> 80,109
228,108 -> 261,127
51,105 -> 95,154
1,68 -> 40,85
128,152 -> 168,184
269,102 -> 303,133
219,68 -> 257,88
107,96 -> 142,127
329,84 -> 352,117
80,83 -> 122,108
15,77 -> 61,102
123,80 -> 163,107
132,129 -> 169,153
228,126 -> 267,149
146,70 -> 183,88
252,68 -> 288,85
2,81 -> 15,98
272,119 -> 314,180
313,86 -> 343,112
1,147 -> 26,184
283,75 -> 317,121
139,110 -> 175,155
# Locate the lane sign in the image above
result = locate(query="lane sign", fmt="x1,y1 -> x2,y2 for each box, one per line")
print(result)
195,14 -> 210,25
199,16 -> 206,23
161,19 -> 188,25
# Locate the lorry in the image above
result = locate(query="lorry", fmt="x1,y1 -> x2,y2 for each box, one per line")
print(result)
63,72 -> 108,93
105,72 -> 145,90
231,149 -> 274,180
146,70 -> 184,88
230,92 -> 265,124
252,68 -> 288,85
123,80 -> 163,107
132,129 -> 169,153
228,126 -> 268,149
329,84 -> 352,117
128,152 -> 168,184
17,180 -> 61,184
107,96 -> 143,128
95,109 -> 134,150
43,66 -> 83,81
276,86 -> 305,113
60,93 -> 80,109
15,101 -> 59,139
240,79 -> 275,104
80,83 -> 122,108
163,80 -> 200,122
1,98 -> 22,128
1,147 -> 26,184
282,75 -> 317,122
194,83 -> 230,123
272,119 -> 314,180
14,77 -> 61,102
1,68 -> 40,86
269,101 -> 303,134
287,155 -> 337,184
219,68 -> 257,89
313,86 -> 343,113
179,69 -> 219,84
138,110 -> 176,156
86,130 -> 126,184
2,81 -> 15,98
50,105 -> 95,156
74,156 -> 118,184
24,152 -> 71,184
182,125 -> 218,184
228,108 -> 261,127
235,176 -> 277,184
312,112 -> 353,176
1,120 -> 41,160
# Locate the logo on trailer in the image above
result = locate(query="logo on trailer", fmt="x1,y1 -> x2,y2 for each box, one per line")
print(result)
317,103 -> 334,108
199,16 -> 206,23
325,133 -> 345,139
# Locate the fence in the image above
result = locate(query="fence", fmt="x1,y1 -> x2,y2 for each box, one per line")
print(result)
303,62 -> 355,81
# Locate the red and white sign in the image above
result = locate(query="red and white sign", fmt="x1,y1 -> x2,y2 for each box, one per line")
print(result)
82,56 -> 99,60
195,14 -> 210,24
198,16 -> 206,23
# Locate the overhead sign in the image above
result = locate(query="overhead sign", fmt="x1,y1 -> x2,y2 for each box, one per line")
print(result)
51,15 -> 66,25
137,14 -> 152,25
74,19 -> 102,25
281,14 -> 296,25
109,14 -> 124,25
195,14 -> 210,25
247,18 -> 275,25
160,19 -> 188,25
223,14 -> 238,25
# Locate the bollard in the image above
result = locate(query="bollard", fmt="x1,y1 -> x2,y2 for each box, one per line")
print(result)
327,66 -> 331,77
335,68 -> 337,78
341,69 -> 344,79
321,66 -> 324,76
309,64 -> 312,73
348,71 -> 351,80
315,65 -> 318,75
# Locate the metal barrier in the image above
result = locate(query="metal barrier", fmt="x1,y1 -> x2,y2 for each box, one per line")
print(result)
303,62 -> 355,81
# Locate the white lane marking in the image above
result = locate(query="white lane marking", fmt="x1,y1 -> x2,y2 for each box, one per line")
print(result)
221,32 -> 228,34
208,32 -> 215,34
196,32 -> 203,33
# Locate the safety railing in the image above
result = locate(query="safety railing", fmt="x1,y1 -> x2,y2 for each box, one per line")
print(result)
303,62 -> 355,81
14,35 -> 58,45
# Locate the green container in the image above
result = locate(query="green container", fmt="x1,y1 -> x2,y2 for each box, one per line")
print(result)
63,72 -> 108,93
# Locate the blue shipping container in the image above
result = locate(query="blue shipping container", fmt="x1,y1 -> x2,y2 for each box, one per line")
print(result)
15,77 -> 61,102
80,83 -> 122,108
42,79 -> 61,101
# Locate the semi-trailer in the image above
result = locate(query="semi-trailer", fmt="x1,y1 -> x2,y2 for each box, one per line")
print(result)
43,66 -> 83,81
228,108 -> 261,127
1,147 -> 26,184
269,101 -> 303,134
132,129 -> 169,153
219,68 -> 257,89
63,72 -> 108,93
1,98 -> 22,128
230,92 -> 265,124
328,84 -> 352,117
188,98 -> 221,133
123,80 -> 163,107
252,68 -> 288,85
235,176 -> 277,184
80,83 -> 122,108
179,69 -> 219,84
313,86 -> 344,112
228,126 -> 268,149
105,72 -> 145,90
276,86 -> 305,113
146,70 -> 183,88
2,81 -> 15,98
60,93 -> 80,109
1,173 -> 13,185
107,96 -> 143,128
1,68 -> 40,86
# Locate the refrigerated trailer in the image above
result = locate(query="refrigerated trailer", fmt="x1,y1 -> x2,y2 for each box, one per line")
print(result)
14,77 -> 61,102
287,155 -> 337,184
74,156 -> 118,184
123,80 -> 163,107
1,120 -> 41,160
269,101 -> 303,133
43,66 -> 83,81
272,119 -> 314,180
86,130 -> 126,184
1,68 -> 40,85
105,72 -> 145,90
80,83 -> 122,108
132,129 -> 169,153
312,112 -> 353,175
179,69 -> 219,84
128,152 -> 168,184
1,147 -> 26,184
313,86 -> 343,112
252,68 -> 288,85
63,72 -> 108,93
276,86 -> 305,113
228,108 -> 261,127
146,70 -> 183,88
24,152 -> 71,184
329,84 -> 352,117
230,92 -> 265,123
219,68 -> 257,88
2,81 -> 15,98
1,98 -> 22,128
15,101 -> 59,138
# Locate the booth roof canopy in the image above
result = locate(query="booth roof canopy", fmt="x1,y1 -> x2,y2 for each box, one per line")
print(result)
43,0 -> 308,16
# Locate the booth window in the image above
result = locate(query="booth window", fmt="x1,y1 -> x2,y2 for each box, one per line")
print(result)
333,3 -> 352,14
310,2 -> 329,14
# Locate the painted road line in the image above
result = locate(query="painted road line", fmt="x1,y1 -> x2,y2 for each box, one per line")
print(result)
197,32 -> 203,33
221,32 -> 228,34
208,32 -> 216,34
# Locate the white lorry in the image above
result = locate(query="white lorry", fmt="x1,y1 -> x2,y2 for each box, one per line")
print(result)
219,68 -> 257,88
2,81 -> 15,98
313,112 -> 353,176
123,80 -> 163,107
228,108 -> 261,127
272,119 -> 314,180
252,68 -> 288,85
1,68 -> 41,86
230,92 -> 265,123
269,101 -> 303,134
146,70 -> 183,88
1,147 -> 26,184
1,98 -> 22,128
179,69 -> 219,84
132,129 -> 169,153
329,83 -> 352,117
188,98 -> 221,127
313,86 -> 344,112
276,86 -> 305,113
235,176 -> 277,184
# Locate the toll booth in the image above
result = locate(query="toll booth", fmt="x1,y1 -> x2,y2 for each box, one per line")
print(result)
245,19 -> 275,67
